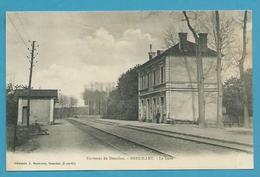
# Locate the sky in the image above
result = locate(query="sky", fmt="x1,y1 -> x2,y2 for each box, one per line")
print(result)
6,11 -> 252,106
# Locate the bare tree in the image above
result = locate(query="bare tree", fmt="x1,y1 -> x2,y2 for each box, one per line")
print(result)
59,94 -> 69,107
163,25 -> 197,122
225,11 -> 251,127
69,96 -> 78,116
163,24 -> 178,47
195,11 -> 235,127
69,96 -> 78,107
201,11 -> 237,128
82,84 -> 111,115
239,10 -> 250,128
197,12 -> 235,52
215,11 -> 224,128
159,11 -> 245,128
59,94 -> 69,118
183,11 -> 206,128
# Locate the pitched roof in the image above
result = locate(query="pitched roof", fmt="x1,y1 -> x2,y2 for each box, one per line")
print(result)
15,89 -> 58,99
164,41 -> 217,57
139,41 -> 217,69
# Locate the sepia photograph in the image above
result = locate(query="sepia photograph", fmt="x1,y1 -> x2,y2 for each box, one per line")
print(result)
6,10 -> 253,171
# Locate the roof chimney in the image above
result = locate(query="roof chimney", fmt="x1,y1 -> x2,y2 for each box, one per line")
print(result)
148,44 -> 156,60
178,32 -> 188,51
198,33 -> 208,52
157,50 -> 163,55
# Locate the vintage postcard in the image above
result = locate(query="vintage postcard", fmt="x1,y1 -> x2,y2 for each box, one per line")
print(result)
6,11 -> 253,171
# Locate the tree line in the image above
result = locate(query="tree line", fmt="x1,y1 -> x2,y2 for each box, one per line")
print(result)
80,66 -> 139,120
55,94 -> 78,118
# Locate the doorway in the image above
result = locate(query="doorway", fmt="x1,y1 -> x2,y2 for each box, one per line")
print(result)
22,106 -> 28,125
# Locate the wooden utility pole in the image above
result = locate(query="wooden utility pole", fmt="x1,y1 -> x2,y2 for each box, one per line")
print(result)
26,40 -> 36,127
215,11 -> 224,128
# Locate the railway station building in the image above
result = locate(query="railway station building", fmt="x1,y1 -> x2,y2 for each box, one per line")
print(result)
138,32 -> 219,125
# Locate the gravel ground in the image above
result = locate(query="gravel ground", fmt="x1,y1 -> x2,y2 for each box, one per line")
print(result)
31,119 -> 124,155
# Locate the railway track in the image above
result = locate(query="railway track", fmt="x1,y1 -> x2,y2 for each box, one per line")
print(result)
67,119 -> 175,158
84,118 -> 253,154
119,124 -> 253,153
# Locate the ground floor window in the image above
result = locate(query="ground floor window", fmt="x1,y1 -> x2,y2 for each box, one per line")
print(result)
160,97 -> 165,122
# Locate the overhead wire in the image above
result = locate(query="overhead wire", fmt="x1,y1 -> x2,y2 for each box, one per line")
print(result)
16,13 -> 31,41
7,14 -> 29,49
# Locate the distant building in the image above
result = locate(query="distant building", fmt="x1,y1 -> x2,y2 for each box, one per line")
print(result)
16,89 -> 58,125
138,33 -> 218,125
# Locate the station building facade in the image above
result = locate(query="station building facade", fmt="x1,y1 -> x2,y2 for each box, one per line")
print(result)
138,33 -> 219,125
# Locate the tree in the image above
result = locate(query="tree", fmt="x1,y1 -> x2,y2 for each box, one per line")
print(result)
163,24 -> 179,47
107,89 -> 124,119
185,11 -> 235,127
57,94 -> 78,118
239,10 -> 250,128
82,86 -> 109,115
163,25 -> 197,122
245,69 -> 253,116
6,83 -> 27,151
215,11 -> 224,128
6,83 -> 27,125
204,11 -> 235,128
69,96 -> 78,116
223,77 -> 243,122
59,94 -> 69,108
58,94 -> 69,118
198,11 -> 235,127
183,11 -> 206,128
69,96 -> 78,107
227,11 -> 251,127
117,65 -> 139,119
106,65 -> 139,120
223,69 -> 252,125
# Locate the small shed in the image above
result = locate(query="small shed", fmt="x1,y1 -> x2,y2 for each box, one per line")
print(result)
16,89 -> 58,125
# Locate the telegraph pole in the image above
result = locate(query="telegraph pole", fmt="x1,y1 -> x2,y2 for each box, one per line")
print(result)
26,40 -> 37,127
